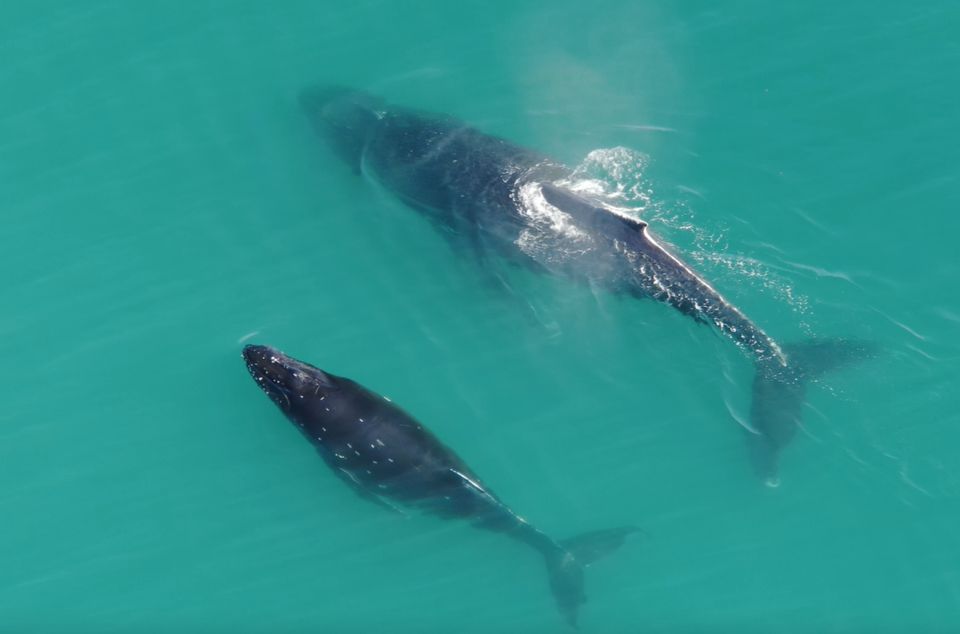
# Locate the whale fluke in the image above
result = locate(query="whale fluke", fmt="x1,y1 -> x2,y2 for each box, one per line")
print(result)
542,526 -> 640,628
748,338 -> 880,486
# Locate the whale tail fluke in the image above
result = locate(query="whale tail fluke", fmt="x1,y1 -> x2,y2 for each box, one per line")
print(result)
749,337 -> 879,486
544,526 -> 639,628
781,338 -> 878,379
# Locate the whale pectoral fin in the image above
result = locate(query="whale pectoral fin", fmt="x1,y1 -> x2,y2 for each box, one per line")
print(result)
560,526 -> 641,566
355,486 -> 409,516
350,480 -> 410,517
545,525 -> 640,628
462,223 -> 497,269
748,338 -> 880,486
457,234 -> 512,294
782,338 -> 880,380
459,225 -> 552,306
324,459 -> 409,517
370,493 -> 409,517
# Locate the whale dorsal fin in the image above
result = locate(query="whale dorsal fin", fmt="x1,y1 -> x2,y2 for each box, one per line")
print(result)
540,182 -> 647,233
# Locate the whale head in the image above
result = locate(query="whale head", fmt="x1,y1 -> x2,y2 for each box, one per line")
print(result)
242,345 -> 338,418
299,85 -> 384,171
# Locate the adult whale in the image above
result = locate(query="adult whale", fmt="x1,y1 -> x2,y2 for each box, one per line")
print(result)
242,344 -> 636,627
299,86 -> 873,486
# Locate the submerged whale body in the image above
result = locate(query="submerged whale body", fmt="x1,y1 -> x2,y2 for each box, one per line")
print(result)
300,86 -> 873,484
242,344 -> 636,627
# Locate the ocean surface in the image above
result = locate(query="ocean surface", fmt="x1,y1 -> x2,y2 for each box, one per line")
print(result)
2,2 -> 958,632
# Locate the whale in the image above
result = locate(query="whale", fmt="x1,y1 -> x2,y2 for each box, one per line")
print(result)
242,344 -> 636,627
299,86 -> 874,485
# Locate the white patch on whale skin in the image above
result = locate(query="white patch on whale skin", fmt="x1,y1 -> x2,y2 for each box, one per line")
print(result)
449,468 -> 498,506
449,468 -> 485,492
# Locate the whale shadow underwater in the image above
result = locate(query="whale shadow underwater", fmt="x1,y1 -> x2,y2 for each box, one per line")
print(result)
298,86 -> 876,486
242,344 -> 637,627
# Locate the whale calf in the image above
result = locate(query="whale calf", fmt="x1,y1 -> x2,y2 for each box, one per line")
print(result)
299,86 -> 874,485
242,344 -> 636,626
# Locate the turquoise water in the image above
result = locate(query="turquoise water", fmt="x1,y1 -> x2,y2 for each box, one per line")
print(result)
2,1 -> 959,631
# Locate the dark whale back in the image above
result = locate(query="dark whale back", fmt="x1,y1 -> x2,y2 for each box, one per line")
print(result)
364,110 -> 556,231
242,344 -> 499,518
300,88 -> 874,486
242,345 -> 637,627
